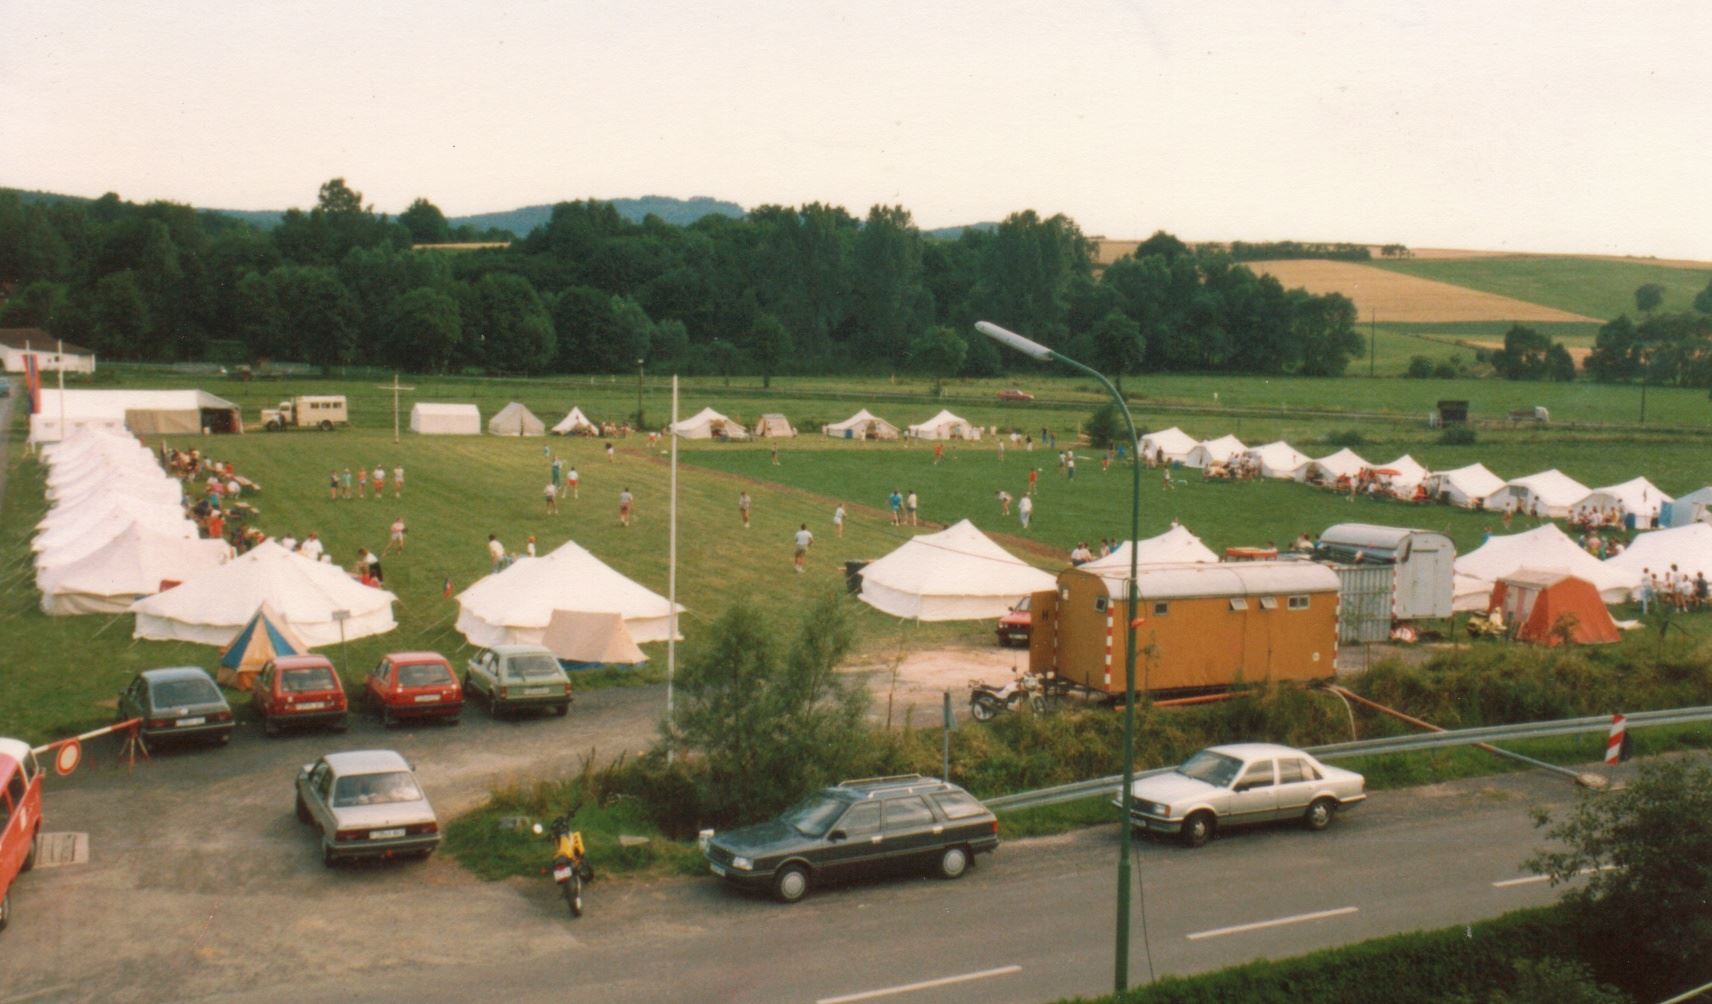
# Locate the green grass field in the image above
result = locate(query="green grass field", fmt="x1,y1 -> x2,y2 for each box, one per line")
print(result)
1372,256 -> 1712,322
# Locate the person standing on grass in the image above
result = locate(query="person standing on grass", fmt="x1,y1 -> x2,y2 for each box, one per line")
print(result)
566,465 -> 580,499
371,465 -> 385,498
933,442 -> 944,465
356,466 -> 368,500
545,480 -> 559,515
342,467 -> 354,500
1027,467 -> 1039,495
833,503 -> 845,537
1067,454 -> 1077,480
739,491 -> 751,528
906,490 -> 918,526
551,455 -> 563,492
605,442 -> 616,463
997,439 -> 1005,462
526,535 -> 537,558
770,445 -> 780,466
996,489 -> 1012,516
392,465 -> 404,499
383,518 -> 406,556
328,470 -> 340,501
793,523 -> 814,573
488,534 -> 505,573
888,489 -> 903,525
1019,493 -> 1033,529
618,487 -> 634,527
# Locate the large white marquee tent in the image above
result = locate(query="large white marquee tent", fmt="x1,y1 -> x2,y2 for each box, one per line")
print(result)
1240,442 -> 1312,479
1421,464 -> 1508,508
907,410 -> 976,441
858,519 -> 1054,621
1577,477 -> 1671,528
551,407 -> 597,435
39,524 -> 229,615
1296,448 -> 1370,484
671,407 -> 749,440
1080,525 -> 1220,573
1139,427 -> 1197,463
488,402 -> 546,436
455,539 -> 683,648
1451,525 -> 1637,611
822,409 -> 899,440
1604,524 -> 1712,598
1183,435 -> 1246,469
1486,470 -> 1591,518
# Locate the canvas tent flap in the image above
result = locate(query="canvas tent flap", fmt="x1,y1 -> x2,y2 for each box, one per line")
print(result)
488,402 -> 546,436
217,602 -> 311,689
858,519 -> 1055,621
1491,573 -> 1619,646
541,610 -> 647,666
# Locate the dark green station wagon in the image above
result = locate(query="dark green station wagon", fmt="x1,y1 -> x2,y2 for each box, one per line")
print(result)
703,775 -> 1000,903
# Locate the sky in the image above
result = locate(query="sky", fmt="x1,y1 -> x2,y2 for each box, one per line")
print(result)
4,0 -> 1710,259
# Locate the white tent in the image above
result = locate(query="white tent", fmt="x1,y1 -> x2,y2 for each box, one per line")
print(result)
45,445 -> 157,488
671,407 -> 750,440
455,539 -> 683,648
1296,448 -> 1370,484
822,409 -> 899,440
487,402 -> 546,436
36,515 -> 200,572
1576,477 -> 1671,529
1487,470 -> 1591,518
47,460 -> 173,503
410,402 -> 481,435
858,519 -> 1055,621
1240,442 -> 1312,479
130,541 -> 397,647
907,410 -> 976,441
1139,427 -> 1198,463
551,407 -> 597,435
1664,487 -> 1712,528
36,494 -> 187,537
753,413 -> 797,438
51,473 -> 183,509
30,388 -> 243,442
1184,435 -> 1247,469
38,524 -> 229,615
1421,463 -> 1507,508
541,610 -> 647,666
1605,524 -> 1712,599
1451,525 -> 1637,611
1371,454 -> 1430,494
1080,526 -> 1220,573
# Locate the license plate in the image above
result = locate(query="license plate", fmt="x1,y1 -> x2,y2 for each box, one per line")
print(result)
709,863 -> 727,877
177,717 -> 206,727
413,694 -> 441,703
522,687 -> 550,696
297,701 -> 329,711
553,865 -> 573,882
370,828 -> 406,840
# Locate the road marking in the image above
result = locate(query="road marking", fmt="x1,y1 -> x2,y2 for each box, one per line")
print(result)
816,965 -> 1023,1003
1493,865 -> 1617,889
1186,906 -> 1359,941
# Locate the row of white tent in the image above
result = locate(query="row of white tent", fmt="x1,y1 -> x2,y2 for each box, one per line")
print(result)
674,406 -> 982,442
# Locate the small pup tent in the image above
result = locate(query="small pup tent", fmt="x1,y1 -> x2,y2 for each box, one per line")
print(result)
1296,448 -> 1370,484
1184,435 -> 1246,470
671,407 -> 749,440
753,413 -> 797,438
410,402 -> 481,435
907,410 -> 976,441
455,539 -> 684,648
216,603 -> 311,689
1576,477 -> 1671,528
1080,525 -> 1220,573
1139,427 -> 1197,463
1487,469 -> 1591,518
488,402 -> 546,436
541,610 -> 647,667
551,407 -> 597,435
1421,463 -> 1508,509
822,409 -> 899,440
858,519 -> 1055,621
1241,442 -> 1312,479
1490,572 -> 1619,646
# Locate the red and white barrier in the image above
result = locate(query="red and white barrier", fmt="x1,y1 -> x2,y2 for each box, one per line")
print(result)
1604,713 -> 1627,765
33,718 -> 147,773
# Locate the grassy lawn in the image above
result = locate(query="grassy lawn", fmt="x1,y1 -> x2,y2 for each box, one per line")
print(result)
1372,256 -> 1712,322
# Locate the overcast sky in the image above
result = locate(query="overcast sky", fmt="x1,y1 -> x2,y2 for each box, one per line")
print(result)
4,1 -> 1708,258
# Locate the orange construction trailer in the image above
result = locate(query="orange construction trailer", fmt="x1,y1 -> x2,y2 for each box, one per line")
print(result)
1028,561 -> 1341,696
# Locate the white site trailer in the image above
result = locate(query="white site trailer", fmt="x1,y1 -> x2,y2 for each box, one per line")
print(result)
1313,523 -> 1455,641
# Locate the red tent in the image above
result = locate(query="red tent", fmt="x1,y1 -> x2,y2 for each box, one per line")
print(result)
1489,571 -> 1619,646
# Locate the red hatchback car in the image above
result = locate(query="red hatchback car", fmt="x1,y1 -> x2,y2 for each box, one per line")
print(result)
365,652 -> 463,727
253,655 -> 349,736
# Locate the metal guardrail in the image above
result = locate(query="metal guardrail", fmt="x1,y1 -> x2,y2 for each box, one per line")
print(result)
985,705 -> 1712,813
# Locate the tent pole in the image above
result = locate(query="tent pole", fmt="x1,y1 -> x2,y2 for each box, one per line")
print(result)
666,375 -> 679,764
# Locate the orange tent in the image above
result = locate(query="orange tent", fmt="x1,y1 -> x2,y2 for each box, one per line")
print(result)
1489,571 -> 1619,646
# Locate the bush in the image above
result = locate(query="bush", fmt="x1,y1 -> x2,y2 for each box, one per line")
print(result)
1323,429 -> 1368,447
1433,358 -> 1461,379
1438,426 -> 1477,446
1083,403 -> 1126,449
1405,355 -> 1434,379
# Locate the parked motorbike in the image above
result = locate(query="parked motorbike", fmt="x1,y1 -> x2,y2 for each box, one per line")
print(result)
969,670 -> 1048,721
533,812 -> 592,917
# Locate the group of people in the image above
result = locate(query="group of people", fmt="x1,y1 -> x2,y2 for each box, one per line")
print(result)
1068,539 -> 1123,565
1638,565 -> 1711,614
544,455 -> 581,514
327,464 -> 403,501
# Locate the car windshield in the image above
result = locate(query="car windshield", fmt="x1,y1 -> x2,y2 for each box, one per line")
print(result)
398,663 -> 453,687
332,770 -> 423,807
779,795 -> 846,837
282,667 -> 335,692
504,655 -> 562,679
151,677 -> 220,707
1015,596 -> 1031,612
1178,750 -> 1243,787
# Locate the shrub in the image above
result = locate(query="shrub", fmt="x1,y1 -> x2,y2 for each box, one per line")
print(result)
1432,358 -> 1460,379
1083,403 -> 1126,449
1323,429 -> 1368,447
1405,355 -> 1434,379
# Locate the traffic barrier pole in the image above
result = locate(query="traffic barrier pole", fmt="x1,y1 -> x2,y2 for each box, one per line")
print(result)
1604,713 -> 1628,765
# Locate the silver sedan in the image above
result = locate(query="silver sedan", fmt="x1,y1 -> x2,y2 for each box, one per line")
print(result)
294,750 -> 440,867
1120,742 -> 1366,848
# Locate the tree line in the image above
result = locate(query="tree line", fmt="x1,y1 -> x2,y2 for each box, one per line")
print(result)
0,180 -> 1365,380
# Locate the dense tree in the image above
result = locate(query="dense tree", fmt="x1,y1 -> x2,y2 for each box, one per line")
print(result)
850,204 -> 929,362
1090,311 -> 1145,389
971,210 -> 1091,347
1585,314 -> 1641,382
1291,291 -> 1362,376
1491,324 -> 1554,380
466,272 -> 554,374
89,271 -> 151,359
1694,276 -> 1712,316
382,287 -> 461,372
750,313 -> 793,389
909,326 -> 968,395
0,281 -> 67,329
1545,343 -> 1576,382
271,266 -> 360,368
232,271 -> 283,360
397,197 -> 451,244
1634,282 -> 1665,315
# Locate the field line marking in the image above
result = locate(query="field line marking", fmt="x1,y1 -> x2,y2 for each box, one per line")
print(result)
1186,906 -> 1359,941
815,964 -> 1022,1003
1493,865 -> 1616,889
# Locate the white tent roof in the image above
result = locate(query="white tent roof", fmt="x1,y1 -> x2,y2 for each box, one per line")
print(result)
1579,477 -> 1672,515
51,473 -> 182,509
1140,427 -> 1198,460
37,493 -> 186,536
1605,524 -> 1712,598
1423,463 -> 1508,505
859,519 -> 1055,621
1451,525 -> 1637,610
907,409 -> 974,439
1299,447 -> 1370,481
130,541 -> 397,647
671,406 -> 750,439
455,539 -> 683,647
822,409 -> 899,437
1184,435 -> 1246,468
39,523 -> 229,615
1372,454 -> 1429,490
551,406 -> 596,434
1492,469 -> 1591,514
1241,441 -> 1312,479
47,459 -> 171,502
30,388 -> 241,442
1080,526 -> 1220,573
45,444 -> 156,488
36,515 -> 200,571
488,402 -> 546,436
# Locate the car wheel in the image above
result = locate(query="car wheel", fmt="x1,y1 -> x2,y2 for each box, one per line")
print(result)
322,842 -> 338,868
22,830 -> 38,872
970,695 -> 999,722
1305,797 -> 1337,832
319,420 -> 334,431
265,419 -> 282,432
555,702 -> 569,717
330,714 -> 349,734
1181,812 -> 1215,849
773,864 -> 809,904
938,845 -> 970,880
295,794 -> 312,824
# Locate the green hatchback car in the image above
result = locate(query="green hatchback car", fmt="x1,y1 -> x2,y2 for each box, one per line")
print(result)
463,645 -> 572,718
703,775 -> 1000,903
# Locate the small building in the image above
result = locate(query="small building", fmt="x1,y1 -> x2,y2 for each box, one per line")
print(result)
410,402 -> 481,435
1490,572 -> 1618,647
0,329 -> 97,374
1313,524 -> 1456,641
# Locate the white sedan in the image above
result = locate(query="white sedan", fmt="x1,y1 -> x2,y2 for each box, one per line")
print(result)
1119,743 -> 1365,848
295,750 -> 440,867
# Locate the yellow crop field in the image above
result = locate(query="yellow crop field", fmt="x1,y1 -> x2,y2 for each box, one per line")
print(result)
1247,259 -> 1599,323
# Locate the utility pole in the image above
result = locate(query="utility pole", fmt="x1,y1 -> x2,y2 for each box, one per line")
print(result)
375,373 -> 416,443
1369,309 -> 1376,377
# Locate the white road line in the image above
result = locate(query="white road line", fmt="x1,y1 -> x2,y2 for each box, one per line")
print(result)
815,965 -> 1023,1004
1493,865 -> 1617,889
1186,906 -> 1360,941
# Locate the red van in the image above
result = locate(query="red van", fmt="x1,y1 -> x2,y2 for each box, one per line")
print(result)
1,737 -> 45,932
253,655 -> 349,736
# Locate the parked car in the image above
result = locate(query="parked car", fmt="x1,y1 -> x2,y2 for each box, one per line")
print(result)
294,750 -> 439,867
253,655 -> 349,736
1120,743 -> 1366,848
464,645 -> 572,718
365,652 -> 462,726
703,775 -> 1000,903
996,595 -> 1032,647
117,667 -> 234,747
996,388 -> 1034,401
0,738 -> 44,933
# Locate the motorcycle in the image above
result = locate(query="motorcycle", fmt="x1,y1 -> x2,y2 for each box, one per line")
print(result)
533,812 -> 592,917
969,669 -> 1048,721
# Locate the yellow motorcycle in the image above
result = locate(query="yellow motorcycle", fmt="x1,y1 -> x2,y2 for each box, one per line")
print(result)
533,812 -> 592,917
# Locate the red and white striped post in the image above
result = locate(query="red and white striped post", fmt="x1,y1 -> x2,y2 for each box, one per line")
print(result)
1604,713 -> 1628,765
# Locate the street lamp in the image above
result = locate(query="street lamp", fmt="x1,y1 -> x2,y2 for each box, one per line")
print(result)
975,321 -> 1145,993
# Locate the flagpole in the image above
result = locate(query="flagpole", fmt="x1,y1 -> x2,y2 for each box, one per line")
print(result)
666,375 -> 679,764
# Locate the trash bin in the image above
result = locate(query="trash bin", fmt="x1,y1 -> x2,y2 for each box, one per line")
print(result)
843,560 -> 869,595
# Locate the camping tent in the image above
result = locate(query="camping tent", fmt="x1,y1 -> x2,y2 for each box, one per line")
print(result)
1184,435 -> 1246,469
1490,572 -> 1619,646
1487,470 -> 1591,518
35,498 -> 191,552
1296,448 -> 1370,484
753,413 -> 797,438
1139,427 -> 1198,463
671,407 -> 749,440
1421,463 -> 1507,508
1240,442 -> 1312,479
1080,525 -> 1220,573
50,474 -> 183,512
1576,477 -> 1671,528
551,407 -> 597,435
907,410 -> 976,441
410,402 -> 481,435
1451,524 -> 1637,611
216,603 -> 311,690
540,610 -> 647,667
130,541 -> 397,647
822,409 -> 900,440
29,389 -> 243,442
45,444 -> 157,488
36,515 -> 200,572
487,402 -> 546,436
1604,523 -> 1712,599
1371,455 -> 1430,495
858,519 -> 1055,621
37,523 -> 228,615
1663,487 -> 1712,528
455,539 -> 683,648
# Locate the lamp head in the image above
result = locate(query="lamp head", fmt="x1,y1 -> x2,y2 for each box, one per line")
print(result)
975,321 -> 1054,362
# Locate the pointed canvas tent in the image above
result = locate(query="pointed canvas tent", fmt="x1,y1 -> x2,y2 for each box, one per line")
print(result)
1139,427 -> 1197,463
541,610 -> 648,667
1490,572 -> 1619,646
410,402 -> 481,435
1604,523 -> 1712,599
1576,477 -> 1671,528
1240,442 -> 1312,479
551,406 -> 597,435
50,472 -> 182,508
130,541 -> 397,647
216,603 -> 311,689
455,539 -> 684,648
1080,526 -> 1220,573
1451,525 -> 1637,611
1184,435 -> 1246,469
671,406 -> 750,440
907,410 -> 975,440
822,409 -> 900,440
1663,487 -> 1712,528
487,402 -> 546,436
35,499 -> 192,552
1296,448 -> 1370,484
1487,469 -> 1590,518
37,523 -> 228,615
858,519 -> 1055,621
753,413 -> 797,437
1422,463 -> 1507,509
36,515 -> 200,572
1371,454 -> 1429,494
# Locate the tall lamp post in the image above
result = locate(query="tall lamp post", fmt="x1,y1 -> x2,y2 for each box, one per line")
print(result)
975,321 -> 1144,993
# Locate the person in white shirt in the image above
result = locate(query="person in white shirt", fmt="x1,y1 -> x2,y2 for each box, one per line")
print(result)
793,524 -> 814,572
1018,494 -> 1033,529
832,503 -> 845,537
301,532 -> 325,561
383,519 -> 406,555
279,534 -> 298,553
488,534 -> 505,572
